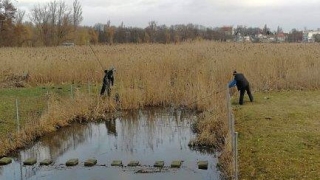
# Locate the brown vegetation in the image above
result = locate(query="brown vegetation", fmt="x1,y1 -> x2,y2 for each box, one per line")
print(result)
0,41 -> 320,179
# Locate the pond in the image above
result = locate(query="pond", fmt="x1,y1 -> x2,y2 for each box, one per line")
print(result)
0,108 -> 220,180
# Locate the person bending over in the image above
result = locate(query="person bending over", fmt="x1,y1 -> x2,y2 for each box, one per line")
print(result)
228,70 -> 253,105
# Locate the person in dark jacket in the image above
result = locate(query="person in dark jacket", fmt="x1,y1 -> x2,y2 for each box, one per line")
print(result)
229,70 -> 253,105
100,67 -> 115,96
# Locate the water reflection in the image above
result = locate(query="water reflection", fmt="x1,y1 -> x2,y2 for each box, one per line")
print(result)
105,118 -> 117,136
0,107 -> 220,180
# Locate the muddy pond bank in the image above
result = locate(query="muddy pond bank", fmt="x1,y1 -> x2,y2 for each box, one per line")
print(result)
0,107 -> 220,180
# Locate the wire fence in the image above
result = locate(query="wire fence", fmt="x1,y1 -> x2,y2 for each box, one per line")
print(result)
0,83 -> 101,139
226,84 -> 238,180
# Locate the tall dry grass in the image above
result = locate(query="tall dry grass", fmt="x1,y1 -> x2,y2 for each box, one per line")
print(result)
1,41 -> 320,179
2,42 -> 319,90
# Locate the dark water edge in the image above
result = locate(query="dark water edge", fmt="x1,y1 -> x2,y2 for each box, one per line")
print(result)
0,107 -> 221,180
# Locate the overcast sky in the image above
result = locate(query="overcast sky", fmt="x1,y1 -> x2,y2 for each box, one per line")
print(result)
15,0 -> 320,32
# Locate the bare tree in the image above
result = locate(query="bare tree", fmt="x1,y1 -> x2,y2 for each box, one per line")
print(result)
146,21 -> 157,43
15,9 -> 25,24
72,0 -> 83,29
48,1 -> 58,44
56,1 -> 72,45
30,4 -> 51,46
30,1 -> 74,46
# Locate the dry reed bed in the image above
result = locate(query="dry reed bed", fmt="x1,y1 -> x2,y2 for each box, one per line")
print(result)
1,42 -> 319,90
1,42 -> 320,179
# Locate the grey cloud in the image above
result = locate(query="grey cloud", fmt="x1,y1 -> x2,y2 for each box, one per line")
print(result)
16,0 -> 320,32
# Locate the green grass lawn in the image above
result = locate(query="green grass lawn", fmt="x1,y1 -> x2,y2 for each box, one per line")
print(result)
0,84 -> 100,137
0,86 -> 47,136
233,90 -> 320,179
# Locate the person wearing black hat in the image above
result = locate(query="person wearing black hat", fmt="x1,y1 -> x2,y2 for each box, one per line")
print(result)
100,67 -> 115,96
228,70 -> 253,105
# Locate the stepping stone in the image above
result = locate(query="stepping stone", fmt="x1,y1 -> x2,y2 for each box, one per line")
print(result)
127,161 -> 140,167
23,158 -> 37,166
154,161 -> 164,168
198,161 -> 208,170
111,160 -> 123,166
171,160 -> 182,168
84,159 -> 97,167
0,157 -> 12,165
40,159 -> 53,166
66,159 -> 79,166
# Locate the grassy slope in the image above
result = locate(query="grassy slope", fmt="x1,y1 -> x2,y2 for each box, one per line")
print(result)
233,90 -> 320,179
0,87 -> 47,136
0,84 -> 100,136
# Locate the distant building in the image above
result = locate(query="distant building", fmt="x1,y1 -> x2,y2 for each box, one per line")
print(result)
220,26 -> 233,36
276,33 -> 286,42
303,30 -> 320,42
243,36 -> 252,42
234,33 -> 252,43
61,42 -> 75,47
253,33 -> 280,43
234,32 -> 243,42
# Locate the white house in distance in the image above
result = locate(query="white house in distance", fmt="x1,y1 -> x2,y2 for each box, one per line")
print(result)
303,30 -> 320,42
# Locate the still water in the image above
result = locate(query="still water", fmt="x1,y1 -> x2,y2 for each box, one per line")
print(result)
0,108 -> 220,180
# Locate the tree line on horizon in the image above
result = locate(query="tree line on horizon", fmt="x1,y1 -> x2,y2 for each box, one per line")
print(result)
0,0 -> 311,47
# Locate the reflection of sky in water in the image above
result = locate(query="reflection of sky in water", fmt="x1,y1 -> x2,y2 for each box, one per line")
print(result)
0,108 -> 220,180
